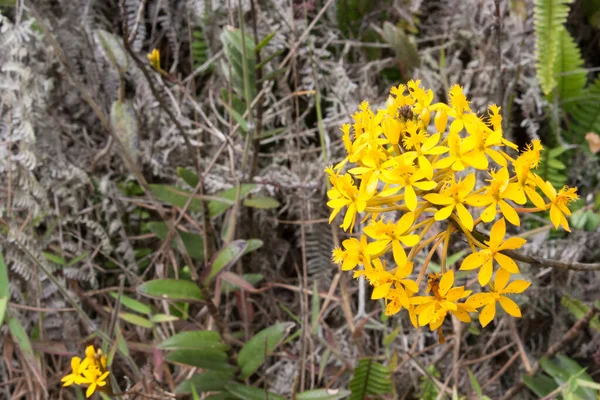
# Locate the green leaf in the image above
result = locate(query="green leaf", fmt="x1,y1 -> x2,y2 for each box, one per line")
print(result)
0,251 -> 8,326
244,239 -> 264,254
208,184 -> 256,218
243,196 -> 280,209
561,295 -> 600,332
191,386 -> 200,400
349,358 -> 392,400
9,317 -> 34,358
296,389 -> 351,400
381,22 -> 419,73
237,322 -> 293,379
222,273 -> 264,294
467,368 -> 483,398
523,373 -> 558,397
109,292 -> 152,315
177,167 -> 199,187
109,309 -> 153,328
138,279 -> 204,302
67,251 -> 90,266
147,221 -> 204,262
222,102 -> 248,133
255,32 -> 275,52
150,184 -> 203,212
547,158 -> 566,170
534,0 -> 575,95
95,29 -> 128,72
226,383 -> 285,400
204,240 -> 248,284
149,314 -> 179,323
175,370 -> 235,394
165,349 -> 232,371
158,330 -> 229,352
42,251 -> 66,266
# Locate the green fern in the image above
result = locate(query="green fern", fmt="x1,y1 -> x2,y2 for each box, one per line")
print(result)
349,358 -> 392,400
538,146 -> 569,188
535,0 -> 574,95
191,26 -> 211,71
570,78 -> 600,141
220,27 -> 256,101
553,28 -> 586,111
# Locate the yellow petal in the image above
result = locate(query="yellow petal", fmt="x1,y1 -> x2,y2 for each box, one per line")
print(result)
367,240 -> 389,255
499,296 -> 521,317
479,301 -> 496,327
460,251 -> 486,271
404,185 -> 417,211
549,205 -> 562,229
445,287 -> 465,302
400,234 -> 420,247
499,200 -> 520,226
396,212 -> 415,234
438,270 -> 454,297
490,217 -> 506,242
401,279 -> 419,293
418,303 -> 435,326
465,293 -> 491,309
494,268 -> 511,291
452,307 -> 472,323
503,280 -> 531,294
425,193 -> 453,205
526,186 -> 546,209
86,383 -> 96,398
392,240 -> 407,266
456,203 -> 473,231
480,202 -> 497,222
495,253 -> 520,274
478,259 -> 493,286
434,205 -> 455,221
465,194 -> 494,207
372,283 -> 393,300
500,237 -> 527,251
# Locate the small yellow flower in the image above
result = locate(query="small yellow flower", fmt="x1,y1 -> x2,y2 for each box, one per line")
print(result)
459,218 -> 526,285
535,176 -> 579,231
466,269 -> 531,327
332,235 -> 370,271
81,368 -> 110,398
411,270 -> 471,331
424,174 -> 478,231
147,48 -> 161,71
61,357 -> 89,387
364,212 -> 420,266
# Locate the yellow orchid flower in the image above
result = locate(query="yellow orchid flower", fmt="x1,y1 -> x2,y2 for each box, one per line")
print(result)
459,218 -> 526,285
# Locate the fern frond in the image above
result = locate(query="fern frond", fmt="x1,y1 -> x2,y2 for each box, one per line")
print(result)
538,146 -> 569,188
349,358 -> 392,400
570,78 -> 600,142
534,0 -> 574,95
553,28 -> 586,111
192,26 -> 210,70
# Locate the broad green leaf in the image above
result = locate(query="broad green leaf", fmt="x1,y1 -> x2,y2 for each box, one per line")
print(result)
165,349 -> 232,371
296,389 -> 352,400
237,322 -> 293,379
150,314 -> 179,323
0,251 -> 8,326
147,221 -> 204,261
243,196 -> 280,209
150,184 -> 204,212
244,239 -> 263,254
177,167 -> 199,187
222,273 -> 264,294
175,370 -> 235,394
226,383 -> 285,400
42,251 -> 66,266
191,387 -> 200,400
138,279 -> 204,302
109,292 -> 152,315
9,317 -> 34,358
523,374 -> 559,397
208,184 -> 256,217
158,330 -> 229,351
204,240 -> 248,284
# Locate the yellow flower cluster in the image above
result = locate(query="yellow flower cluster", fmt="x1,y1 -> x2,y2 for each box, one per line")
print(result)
327,81 -> 578,340
62,345 -> 110,398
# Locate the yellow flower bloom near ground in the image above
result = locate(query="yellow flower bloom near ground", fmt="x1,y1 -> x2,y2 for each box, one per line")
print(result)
62,345 -> 110,398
